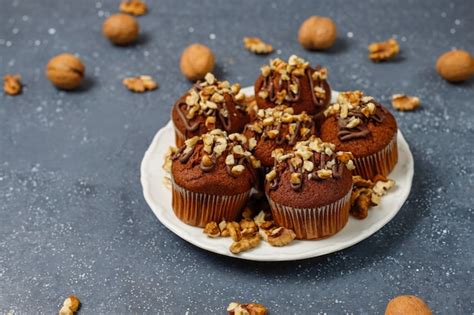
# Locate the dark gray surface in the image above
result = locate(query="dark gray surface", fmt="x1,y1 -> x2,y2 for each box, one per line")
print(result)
1,0 -> 473,313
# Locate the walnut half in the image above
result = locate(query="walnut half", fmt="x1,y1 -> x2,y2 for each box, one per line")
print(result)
243,37 -> 273,55
267,227 -> 296,246
120,0 -> 148,16
368,38 -> 400,62
123,75 -> 158,93
391,94 -> 420,111
3,74 -> 22,96
227,302 -> 267,315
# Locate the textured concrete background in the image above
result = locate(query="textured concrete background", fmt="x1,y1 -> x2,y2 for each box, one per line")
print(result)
1,0 -> 473,313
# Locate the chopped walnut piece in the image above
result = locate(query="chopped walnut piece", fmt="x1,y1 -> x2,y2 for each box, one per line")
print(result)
243,37 -> 273,55
267,227 -> 296,246
229,233 -> 260,254
372,178 -> 395,196
203,221 -> 220,238
352,175 -> 374,188
227,221 -> 242,242
119,0 -> 148,16
227,302 -> 267,315
3,74 -> 22,96
391,94 -> 421,111
240,218 -> 258,236
368,38 -> 400,62
123,75 -> 158,93
59,295 -> 80,315
351,189 -> 371,219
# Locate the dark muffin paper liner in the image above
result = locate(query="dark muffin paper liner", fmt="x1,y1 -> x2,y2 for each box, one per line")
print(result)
353,133 -> 398,180
171,179 -> 250,228
267,188 -> 352,240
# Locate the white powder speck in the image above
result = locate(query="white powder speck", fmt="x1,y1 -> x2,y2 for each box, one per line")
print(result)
347,32 -> 354,38
12,28 -> 19,34
34,39 -> 41,46
188,27 -> 194,33
48,28 -> 56,35
95,2 -> 102,9
0,39 -> 5,45
22,15 -> 29,21
209,33 -> 216,40
401,36 -> 407,42
143,50 -> 150,57
98,10 -> 104,17
454,19 -> 460,25
8,59 -> 15,67
450,28 -> 456,34
441,12 -> 447,18
6,41 -> 12,47
276,49 -> 282,55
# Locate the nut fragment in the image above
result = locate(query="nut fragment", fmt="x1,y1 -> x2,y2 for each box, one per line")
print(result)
3,74 -> 22,96
298,16 -> 337,50
204,221 -> 220,238
123,75 -> 157,93
180,44 -> 215,81
119,0 -> 148,16
103,13 -> 139,45
372,179 -> 395,196
243,37 -> 273,54
267,227 -> 296,247
368,38 -> 400,62
227,302 -> 267,315
229,233 -> 260,254
45,53 -> 85,90
435,49 -> 474,82
59,295 -> 80,315
227,221 -> 242,242
391,94 -> 420,111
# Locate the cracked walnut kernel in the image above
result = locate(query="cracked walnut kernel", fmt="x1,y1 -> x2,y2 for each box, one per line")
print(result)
243,37 -> 273,55
120,0 -> 148,16
123,75 -> 157,93
229,233 -> 260,254
391,94 -> 420,111
368,38 -> 400,62
227,302 -> 267,315
3,74 -> 22,95
203,221 -> 220,238
59,295 -> 80,315
267,227 -> 296,247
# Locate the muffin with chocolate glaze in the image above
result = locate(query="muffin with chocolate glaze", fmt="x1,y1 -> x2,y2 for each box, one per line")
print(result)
172,73 -> 249,146
254,55 -> 331,115
166,129 -> 260,227
320,91 -> 398,180
265,136 -> 355,239
243,105 -> 316,169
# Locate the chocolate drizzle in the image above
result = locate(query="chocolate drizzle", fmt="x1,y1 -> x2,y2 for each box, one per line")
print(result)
337,103 -> 387,141
258,64 -> 330,111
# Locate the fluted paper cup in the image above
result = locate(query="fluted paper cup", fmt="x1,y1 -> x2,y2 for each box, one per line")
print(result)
267,188 -> 352,240
171,179 -> 250,227
353,134 -> 398,180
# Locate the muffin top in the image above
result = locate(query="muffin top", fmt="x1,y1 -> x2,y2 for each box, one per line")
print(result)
167,129 -> 260,195
254,55 -> 331,115
265,136 -> 354,208
172,73 -> 249,138
320,91 -> 397,157
243,105 -> 316,167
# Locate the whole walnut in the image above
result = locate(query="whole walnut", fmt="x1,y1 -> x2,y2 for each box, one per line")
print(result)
180,43 -> 215,81
298,16 -> 337,50
436,49 -> 474,82
45,53 -> 85,90
102,13 -> 139,45
385,295 -> 432,315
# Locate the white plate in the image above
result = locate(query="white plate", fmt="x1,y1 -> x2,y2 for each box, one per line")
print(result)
140,88 -> 414,261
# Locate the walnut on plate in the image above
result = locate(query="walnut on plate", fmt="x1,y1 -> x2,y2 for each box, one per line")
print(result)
368,38 -> 400,62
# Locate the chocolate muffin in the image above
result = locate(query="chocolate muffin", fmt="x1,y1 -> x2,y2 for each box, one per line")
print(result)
265,136 -> 355,239
320,91 -> 398,180
167,129 -> 260,227
254,55 -> 331,115
243,105 -> 316,169
172,73 -> 249,146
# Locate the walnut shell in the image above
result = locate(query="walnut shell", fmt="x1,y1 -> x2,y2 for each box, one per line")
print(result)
436,50 -> 474,82
45,53 -> 85,90
298,16 -> 337,50
385,295 -> 432,315
102,13 -> 139,45
180,43 -> 215,81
